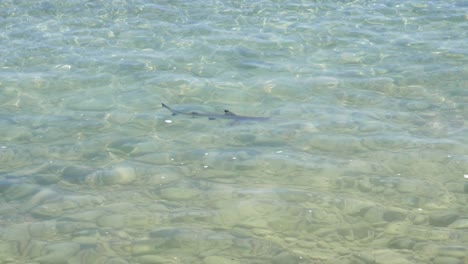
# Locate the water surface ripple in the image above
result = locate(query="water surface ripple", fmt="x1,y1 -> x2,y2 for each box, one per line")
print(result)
0,0 -> 467,263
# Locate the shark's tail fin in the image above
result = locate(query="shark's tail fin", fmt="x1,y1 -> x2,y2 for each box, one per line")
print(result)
161,103 -> 178,115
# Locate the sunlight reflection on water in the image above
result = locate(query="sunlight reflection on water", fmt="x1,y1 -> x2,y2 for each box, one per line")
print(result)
0,0 -> 467,263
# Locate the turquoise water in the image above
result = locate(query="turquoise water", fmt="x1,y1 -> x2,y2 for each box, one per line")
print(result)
1,0 -> 467,263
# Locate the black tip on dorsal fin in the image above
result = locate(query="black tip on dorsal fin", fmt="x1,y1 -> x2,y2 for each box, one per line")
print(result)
224,110 -> 237,116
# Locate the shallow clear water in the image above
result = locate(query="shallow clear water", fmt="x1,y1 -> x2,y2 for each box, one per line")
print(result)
0,0 -> 467,263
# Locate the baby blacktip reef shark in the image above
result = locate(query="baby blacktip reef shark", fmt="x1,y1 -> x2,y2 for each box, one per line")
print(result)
162,103 -> 269,124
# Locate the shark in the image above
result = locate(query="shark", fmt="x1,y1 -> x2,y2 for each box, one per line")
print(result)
161,103 -> 269,124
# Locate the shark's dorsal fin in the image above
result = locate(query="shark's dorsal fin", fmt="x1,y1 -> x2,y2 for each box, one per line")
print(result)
224,110 -> 237,116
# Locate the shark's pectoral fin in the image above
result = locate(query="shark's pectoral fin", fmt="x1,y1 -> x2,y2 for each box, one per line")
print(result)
190,111 -> 199,118
224,110 -> 237,116
229,120 -> 240,126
